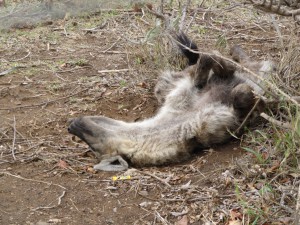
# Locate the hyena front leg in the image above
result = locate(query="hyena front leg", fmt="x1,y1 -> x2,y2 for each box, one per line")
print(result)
193,54 -> 237,88
230,45 -> 275,94
93,155 -> 129,171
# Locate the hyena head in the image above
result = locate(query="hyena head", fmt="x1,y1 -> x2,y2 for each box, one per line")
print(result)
68,117 -> 112,155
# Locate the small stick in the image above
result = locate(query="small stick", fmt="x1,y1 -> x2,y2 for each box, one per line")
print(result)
11,116 -> 16,160
139,171 -> 171,188
98,51 -> 128,54
260,112 -> 292,129
103,37 -> 121,53
179,0 -> 191,31
270,14 -> 283,47
155,210 -> 169,225
32,190 -> 66,211
63,27 -> 68,37
185,0 -> 205,32
97,68 -> 129,73
235,98 -> 261,134
10,51 -> 31,62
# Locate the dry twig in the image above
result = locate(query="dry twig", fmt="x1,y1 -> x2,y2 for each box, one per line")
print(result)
97,68 -> 130,73
11,116 -> 16,160
296,174 -> 300,224
138,171 -> 172,188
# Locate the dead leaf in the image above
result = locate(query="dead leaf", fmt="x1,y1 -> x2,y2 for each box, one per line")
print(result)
175,215 -> 188,225
59,63 -> 68,68
254,182 -> 264,190
290,172 -> 300,178
230,209 -> 242,220
180,180 -> 191,190
86,166 -> 96,174
266,161 -> 280,173
57,159 -> 68,169
137,82 -> 147,88
104,91 -> 112,96
228,220 -> 242,225
278,217 -> 293,225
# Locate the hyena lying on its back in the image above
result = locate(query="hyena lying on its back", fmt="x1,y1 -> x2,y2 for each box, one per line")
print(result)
68,33 -> 274,171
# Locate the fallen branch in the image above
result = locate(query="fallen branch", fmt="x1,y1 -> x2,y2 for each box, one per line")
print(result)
1,171 -> 66,190
0,88 -> 88,111
265,96 -> 300,104
260,112 -> 292,129
179,0 -> 191,31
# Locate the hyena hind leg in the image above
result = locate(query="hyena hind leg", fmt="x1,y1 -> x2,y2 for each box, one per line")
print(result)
155,66 -> 196,104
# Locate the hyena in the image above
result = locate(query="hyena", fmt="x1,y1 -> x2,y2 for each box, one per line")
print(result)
68,33 -> 274,171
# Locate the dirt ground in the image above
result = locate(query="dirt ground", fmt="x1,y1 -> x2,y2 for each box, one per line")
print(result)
0,1 -> 299,225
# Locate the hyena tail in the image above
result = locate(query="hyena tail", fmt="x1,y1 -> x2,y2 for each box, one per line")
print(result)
176,32 -> 199,65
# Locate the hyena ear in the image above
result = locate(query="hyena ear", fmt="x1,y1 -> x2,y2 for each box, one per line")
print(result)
175,32 -> 199,65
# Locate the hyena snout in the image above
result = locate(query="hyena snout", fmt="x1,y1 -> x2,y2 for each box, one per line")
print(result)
67,117 -> 95,140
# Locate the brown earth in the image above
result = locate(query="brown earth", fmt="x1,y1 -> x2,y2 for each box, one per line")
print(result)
0,1 -> 298,225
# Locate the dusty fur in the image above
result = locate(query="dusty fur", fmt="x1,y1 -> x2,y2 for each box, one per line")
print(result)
68,34 -> 274,171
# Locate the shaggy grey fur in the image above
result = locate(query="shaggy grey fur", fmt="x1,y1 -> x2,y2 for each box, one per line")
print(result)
68,43 -> 273,171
